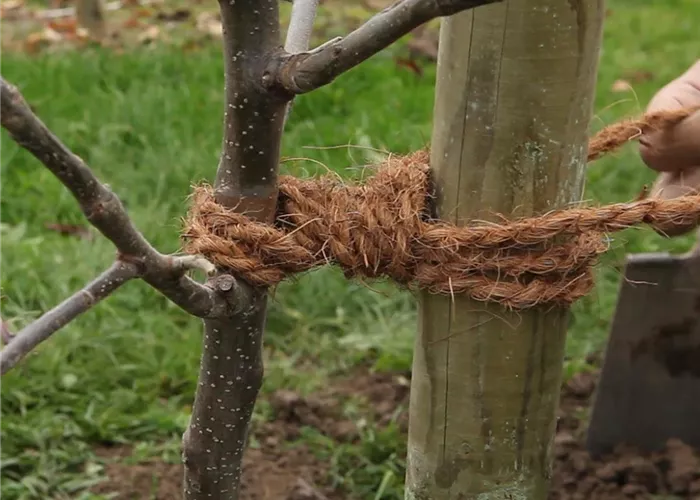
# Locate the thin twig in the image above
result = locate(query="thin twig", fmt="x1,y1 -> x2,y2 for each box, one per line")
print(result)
269,0 -> 501,94
0,77 -> 227,319
284,0 -> 319,53
283,0 -> 319,127
0,260 -> 138,375
0,252 -> 219,376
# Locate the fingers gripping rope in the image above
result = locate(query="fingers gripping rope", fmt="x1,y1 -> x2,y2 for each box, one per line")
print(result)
183,109 -> 700,309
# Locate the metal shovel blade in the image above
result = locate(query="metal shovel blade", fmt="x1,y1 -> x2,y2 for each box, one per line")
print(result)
586,251 -> 700,458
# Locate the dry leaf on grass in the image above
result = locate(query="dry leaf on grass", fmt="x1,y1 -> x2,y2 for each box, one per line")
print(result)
395,57 -> 423,77
44,222 -> 93,240
25,27 -> 63,52
196,11 -> 221,38
47,17 -> 78,33
611,79 -> 632,93
155,8 -> 190,22
132,6 -> 155,18
1,0 -> 25,19
122,14 -> 143,29
137,24 -> 161,44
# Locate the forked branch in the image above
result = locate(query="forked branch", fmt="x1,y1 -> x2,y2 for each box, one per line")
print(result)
269,0 -> 501,94
0,77 -> 228,319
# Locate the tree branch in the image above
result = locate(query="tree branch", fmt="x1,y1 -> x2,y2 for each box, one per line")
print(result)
268,0 -> 502,94
282,0 -> 320,126
0,260 -> 138,375
0,254 -> 224,376
0,77 -> 228,319
284,0 -> 319,53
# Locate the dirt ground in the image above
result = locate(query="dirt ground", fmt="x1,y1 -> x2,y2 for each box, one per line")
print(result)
92,364 -> 700,500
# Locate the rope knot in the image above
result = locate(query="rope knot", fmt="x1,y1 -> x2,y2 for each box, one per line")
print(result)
182,109 -> 700,309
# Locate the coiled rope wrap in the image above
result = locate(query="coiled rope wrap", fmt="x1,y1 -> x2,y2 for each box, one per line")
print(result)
182,109 -> 700,309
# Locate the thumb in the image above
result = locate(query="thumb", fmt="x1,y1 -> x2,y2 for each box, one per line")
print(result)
639,60 -> 700,173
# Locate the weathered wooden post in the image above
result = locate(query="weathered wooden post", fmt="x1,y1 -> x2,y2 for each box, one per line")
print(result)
406,1 -> 605,498
76,0 -> 107,41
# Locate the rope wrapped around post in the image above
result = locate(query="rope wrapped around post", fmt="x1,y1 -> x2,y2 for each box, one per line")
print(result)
182,109 -> 700,309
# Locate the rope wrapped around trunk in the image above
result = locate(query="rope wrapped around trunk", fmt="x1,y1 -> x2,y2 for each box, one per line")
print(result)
182,109 -> 700,309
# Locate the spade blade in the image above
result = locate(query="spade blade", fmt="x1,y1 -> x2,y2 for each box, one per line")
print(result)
586,252 -> 700,458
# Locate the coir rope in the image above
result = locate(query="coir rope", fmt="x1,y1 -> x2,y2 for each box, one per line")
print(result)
182,109 -> 700,309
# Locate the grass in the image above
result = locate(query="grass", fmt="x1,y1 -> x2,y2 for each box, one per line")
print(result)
1,0 -> 699,498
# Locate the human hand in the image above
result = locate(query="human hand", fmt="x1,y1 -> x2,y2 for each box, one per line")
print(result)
639,60 -> 700,236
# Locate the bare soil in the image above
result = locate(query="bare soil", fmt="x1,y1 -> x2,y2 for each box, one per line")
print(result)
92,365 -> 700,500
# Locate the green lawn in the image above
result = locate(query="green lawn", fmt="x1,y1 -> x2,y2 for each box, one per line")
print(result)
1,1 -> 698,499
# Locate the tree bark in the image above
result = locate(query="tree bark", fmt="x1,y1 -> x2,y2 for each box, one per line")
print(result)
406,1 -> 605,498
181,1 -> 289,499
0,78 -> 229,375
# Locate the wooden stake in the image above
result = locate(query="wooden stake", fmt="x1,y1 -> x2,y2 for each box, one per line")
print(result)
75,0 -> 107,41
405,1 -> 605,498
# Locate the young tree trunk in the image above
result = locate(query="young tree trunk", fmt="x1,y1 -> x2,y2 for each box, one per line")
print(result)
406,1 -> 605,499
180,2 -> 289,499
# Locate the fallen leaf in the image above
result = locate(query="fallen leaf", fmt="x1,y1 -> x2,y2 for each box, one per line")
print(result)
44,26 -> 64,42
155,8 -> 190,22
137,24 -> 160,44
134,6 -> 154,18
196,11 -> 221,38
44,222 -> 93,240
48,17 -> 78,34
24,27 -> 64,53
24,31 -> 46,53
74,27 -> 91,41
395,57 -> 423,77
1,0 -> 25,19
122,14 -> 143,29
611,79 -> 632,92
